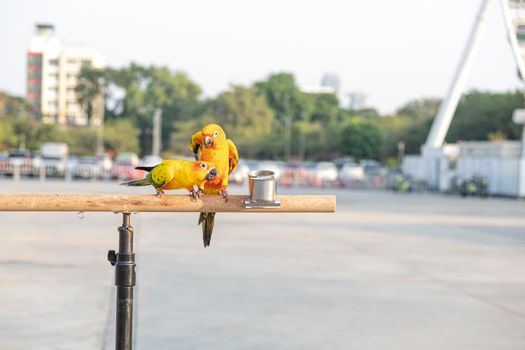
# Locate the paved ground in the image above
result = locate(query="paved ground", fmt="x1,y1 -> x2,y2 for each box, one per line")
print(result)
0,179 -> 524,349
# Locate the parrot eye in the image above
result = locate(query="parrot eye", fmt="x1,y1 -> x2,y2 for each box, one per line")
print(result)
213,131 -> 218,138
200,163 -> 207,169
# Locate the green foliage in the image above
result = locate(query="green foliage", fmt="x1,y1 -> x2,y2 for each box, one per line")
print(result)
0,91 -> 32,119
255,73 -> 312,120
0,115 -> 98,155
3,71 -> 522,163
76,67 -> 107,125
65,128 -> 98,155
395,98 -> 441,119
309,93 -> 339,123
0,119 -> 17,151
100,64 -> 202,155
341,118 -> 384,160
103,119 -> 140,154
447,90 -> 523,142
378,98 -> 440,158
379,92 -> 524,159
205,86 -> 274,158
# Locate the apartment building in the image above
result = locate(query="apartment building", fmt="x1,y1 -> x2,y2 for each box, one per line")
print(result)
27,24 -> 105,126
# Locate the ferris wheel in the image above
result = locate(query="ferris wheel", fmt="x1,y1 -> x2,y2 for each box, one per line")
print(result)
502,0 -> 525,79
423,0 -> 525,151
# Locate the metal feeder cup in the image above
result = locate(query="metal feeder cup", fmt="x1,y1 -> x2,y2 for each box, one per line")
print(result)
243,170 -> 281,208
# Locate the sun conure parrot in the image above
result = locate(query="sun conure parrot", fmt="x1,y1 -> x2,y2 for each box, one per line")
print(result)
121,160 -> 218,198
190,124 -> 238,247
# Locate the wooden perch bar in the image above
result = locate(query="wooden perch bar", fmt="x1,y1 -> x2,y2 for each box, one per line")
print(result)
0,194 -> 336,213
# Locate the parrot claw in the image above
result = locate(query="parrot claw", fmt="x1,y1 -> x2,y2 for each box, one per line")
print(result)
189,189 -> 204,201
196,188 -> 204,198
155,190 -> 165,198
220,189 -> 229,202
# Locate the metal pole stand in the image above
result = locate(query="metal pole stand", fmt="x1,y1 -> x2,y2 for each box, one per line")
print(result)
108,213 -> 136,350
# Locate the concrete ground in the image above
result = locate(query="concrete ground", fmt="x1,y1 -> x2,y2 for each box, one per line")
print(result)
0,179 -> 524,349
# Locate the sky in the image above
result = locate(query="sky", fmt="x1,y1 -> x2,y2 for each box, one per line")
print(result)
0,0 -> 523,114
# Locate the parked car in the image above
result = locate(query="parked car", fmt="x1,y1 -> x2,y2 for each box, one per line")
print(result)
230,159 -> 250,184
339,162 -> 365,183
73,156 -> 103,179
6,149 -> 33,176
37,143 -> 69,177
281,162 -> 311,186
312,162 -> 338,183
112,152 -> 141,180
360,159 -> 382,175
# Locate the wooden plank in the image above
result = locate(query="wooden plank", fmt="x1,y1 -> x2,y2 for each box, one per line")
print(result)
0,194 -> 336,213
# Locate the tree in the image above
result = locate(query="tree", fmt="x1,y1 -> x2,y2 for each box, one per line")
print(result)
75,67 -> 107,125
308,93 -> 339,123
341,118 -> 384,160
170,86 -> 275,158
103,119 -> 140,154
378,98 -> 440,159
447,90 -> 523,142
205,86 -> 274,158
0,91 -> 32,119
255,72 -> 312,120
395,98 -> 440,119
102,64 -> 202,155
0,119 -> 18,150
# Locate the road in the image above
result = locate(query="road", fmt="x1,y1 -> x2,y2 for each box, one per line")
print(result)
0,179 -> 524,349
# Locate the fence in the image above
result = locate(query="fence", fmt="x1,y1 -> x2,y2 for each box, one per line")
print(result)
0,193 -> 336,350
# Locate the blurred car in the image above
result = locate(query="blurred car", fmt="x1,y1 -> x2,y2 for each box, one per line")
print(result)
112,152 -> 141,180
256,161 -> 283,179
230,159 -> 250,184
38,143 -> 69,177
73,156 -> 103,179
6,149 -> 33,176
70,155 -> 113,180
140,155 -> 163,167
313,161 -> 338,182
338,162 -> 365,183
360,159 -> 382,175
281,162 -> 311,186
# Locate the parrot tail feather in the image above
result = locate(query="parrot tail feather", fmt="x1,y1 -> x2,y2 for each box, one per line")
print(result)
135,166 -> 156,172
198,212 -> 215,247
120,178 -> 150,187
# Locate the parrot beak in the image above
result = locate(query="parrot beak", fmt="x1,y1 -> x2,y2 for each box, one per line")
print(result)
205,168 -> 218,181
204,135 -> 213,148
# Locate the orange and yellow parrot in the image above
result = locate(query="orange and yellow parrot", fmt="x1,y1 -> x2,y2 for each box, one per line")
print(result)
189,124 -> 238,247
121,159 -> 218,198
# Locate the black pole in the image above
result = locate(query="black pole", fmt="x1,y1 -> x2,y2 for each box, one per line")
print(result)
108,213 -> 136,350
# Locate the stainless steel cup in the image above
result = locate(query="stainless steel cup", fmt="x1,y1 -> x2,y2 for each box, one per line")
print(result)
248,170 -> 277,203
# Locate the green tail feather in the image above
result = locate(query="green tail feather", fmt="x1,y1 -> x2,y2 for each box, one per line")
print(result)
120,178 -> 150,187
199,212 -> 215,247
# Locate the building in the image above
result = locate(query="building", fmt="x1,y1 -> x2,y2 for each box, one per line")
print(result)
303,73 -> 365,110
26,24 -> 105,126
320,73 -> 341,93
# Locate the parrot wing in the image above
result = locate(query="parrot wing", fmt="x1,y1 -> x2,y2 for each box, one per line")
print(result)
149,162 -> 175,188
227,139 -> 239,175
189,131 -> 203,161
